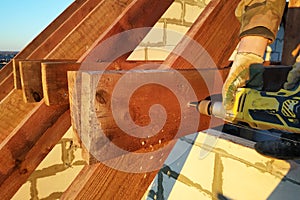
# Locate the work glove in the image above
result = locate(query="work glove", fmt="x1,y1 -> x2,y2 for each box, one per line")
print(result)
283,55 -> 300,90
222,52 -> 264,111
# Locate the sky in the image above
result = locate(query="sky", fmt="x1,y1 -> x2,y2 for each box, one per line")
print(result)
0,0 -> 74,51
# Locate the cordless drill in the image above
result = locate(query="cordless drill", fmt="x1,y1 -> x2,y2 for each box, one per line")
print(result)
189,65 -> 300,133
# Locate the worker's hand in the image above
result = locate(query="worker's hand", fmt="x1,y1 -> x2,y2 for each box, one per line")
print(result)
222,52 -> 264,110
283,55 -> 300,90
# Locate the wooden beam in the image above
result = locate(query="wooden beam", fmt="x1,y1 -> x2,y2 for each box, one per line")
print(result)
46,0 -> 134,59
0,61 -> 13,83
0,73 -> 14,102
281,1 -> 300,65
0,90 -> 37,141
0,110 -> 70,200
68,68 -> 224,163
61,139 -> 177,200
165,0 -> 240,68
49,0 -> 174,60
42,61 -> 162,106
0,101 -> 69,188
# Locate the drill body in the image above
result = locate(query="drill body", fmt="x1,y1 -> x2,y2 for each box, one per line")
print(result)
195,85 -> 300,133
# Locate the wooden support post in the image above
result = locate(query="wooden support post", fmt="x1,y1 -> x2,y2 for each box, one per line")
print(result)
0,110 -> 70,200
282,0 -> 300,65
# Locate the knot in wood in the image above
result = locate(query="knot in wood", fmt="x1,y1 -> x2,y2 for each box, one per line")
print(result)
96,90 -> 109,104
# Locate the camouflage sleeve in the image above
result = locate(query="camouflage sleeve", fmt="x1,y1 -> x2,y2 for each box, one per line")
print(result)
235,0 -> 286,43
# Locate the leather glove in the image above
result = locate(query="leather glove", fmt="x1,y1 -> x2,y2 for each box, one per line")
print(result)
283,55 -> 300,90
222,52 -> 264,111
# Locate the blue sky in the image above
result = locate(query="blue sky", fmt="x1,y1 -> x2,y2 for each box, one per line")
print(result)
0,0 -> 73,51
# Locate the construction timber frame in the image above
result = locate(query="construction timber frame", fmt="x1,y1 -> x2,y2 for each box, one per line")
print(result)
3,0 -> 297,199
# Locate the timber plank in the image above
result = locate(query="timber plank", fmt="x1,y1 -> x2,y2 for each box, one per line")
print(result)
43,61 -> 162,106
0,101 -> 69,187
19,60 -> 77,103
61,163 -> 158,200
14,0 -> 87,60
42,62 -> 80,105
0,110 -> 70,200
12,59 -> 22,89
19,61 -> 43,102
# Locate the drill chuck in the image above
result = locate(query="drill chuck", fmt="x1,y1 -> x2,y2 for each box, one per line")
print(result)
192,100 -> 226,119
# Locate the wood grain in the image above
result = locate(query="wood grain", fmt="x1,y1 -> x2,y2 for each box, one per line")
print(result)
0,110 -> 70,200
46,0 -> 134,59
19,61 -> 43,102
42,61 -> 80,105
165,0 -> 240,69
0,90 -> 37,141
0,73 -> 14,102
0,101 -> 68,185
